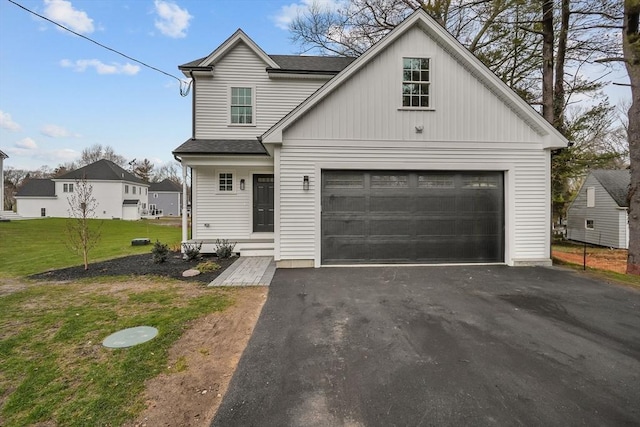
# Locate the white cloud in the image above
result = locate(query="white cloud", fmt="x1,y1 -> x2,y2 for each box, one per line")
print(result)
153,0 -> 192,38
43,0 -> 94,34
0,110 -> 21,131
16,137 -> 38,149
60,59 -> 140,75
40,124 -> 80,138
273,0 -> 342,30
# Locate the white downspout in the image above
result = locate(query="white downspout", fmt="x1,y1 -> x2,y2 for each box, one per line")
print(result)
181,163 -> 188,246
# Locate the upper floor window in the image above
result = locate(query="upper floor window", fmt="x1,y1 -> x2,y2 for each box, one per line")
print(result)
230,87 -> 253,124
133,186 -> 137,195
402,58 -> 430,108
63,183 -> 74,193
125,185 -> 129,194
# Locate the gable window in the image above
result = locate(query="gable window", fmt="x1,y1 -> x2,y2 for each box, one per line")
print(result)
586,219 -> 595,230
63,183 -> 74,193
125,185 -> 129,194
586,186 -> 595,207
219,173 -> 233,192
230,87 -> 253,124
402,58 -> 430,108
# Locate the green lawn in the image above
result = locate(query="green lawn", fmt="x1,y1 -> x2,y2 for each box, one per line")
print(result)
0,218 -> 182,278
0,278 -> 234,427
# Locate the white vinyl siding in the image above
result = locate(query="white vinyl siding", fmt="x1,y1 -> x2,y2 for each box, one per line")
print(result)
277,145 -> 550,265
194,41 -> 326,139
286,26 -> 540,143
566,174 -> 627,248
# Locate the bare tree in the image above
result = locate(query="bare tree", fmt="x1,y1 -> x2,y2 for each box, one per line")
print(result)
133,158 -> 154,182
65,176 -> 102,270
3,167 -> 31,211
624,0 -> 640,274
152,161 -> 183,185
79,144 -> 128,167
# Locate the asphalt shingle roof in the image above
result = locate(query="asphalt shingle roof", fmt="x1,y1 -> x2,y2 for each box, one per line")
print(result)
15,179 -> 55,197
150,179 -> 182,192
57,159 -> 146,184
591,169 -> 630,207
179,55 -> 354,74
173,139 -> 269,155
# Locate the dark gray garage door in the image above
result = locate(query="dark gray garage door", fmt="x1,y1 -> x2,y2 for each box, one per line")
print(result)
321,170 -> 504,264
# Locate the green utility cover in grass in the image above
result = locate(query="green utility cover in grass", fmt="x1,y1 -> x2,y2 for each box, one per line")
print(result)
102,326 -> 158,348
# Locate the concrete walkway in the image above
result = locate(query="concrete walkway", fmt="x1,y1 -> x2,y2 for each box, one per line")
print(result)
209,256 -> 275,286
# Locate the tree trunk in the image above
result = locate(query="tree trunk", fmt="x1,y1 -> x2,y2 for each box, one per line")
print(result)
625,0 -> 640,274
542,0 -> 555,124
553,0 -> 570,133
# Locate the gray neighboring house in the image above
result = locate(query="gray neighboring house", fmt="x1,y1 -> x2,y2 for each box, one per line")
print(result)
566,169 -> 630,249
149,179 -> 182,216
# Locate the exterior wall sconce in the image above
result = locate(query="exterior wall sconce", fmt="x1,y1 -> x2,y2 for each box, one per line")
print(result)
303,175 -> 310,191
240,179 -> 245,190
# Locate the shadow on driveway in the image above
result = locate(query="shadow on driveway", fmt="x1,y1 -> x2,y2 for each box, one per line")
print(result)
212,266 -> 640,426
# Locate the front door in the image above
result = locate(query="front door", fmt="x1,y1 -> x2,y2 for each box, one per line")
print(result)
253,174 -> 274,232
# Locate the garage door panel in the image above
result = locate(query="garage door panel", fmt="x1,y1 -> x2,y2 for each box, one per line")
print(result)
322,170 -> 504,264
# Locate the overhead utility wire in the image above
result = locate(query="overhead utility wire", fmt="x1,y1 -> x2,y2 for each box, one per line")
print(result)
7,0 -> 192,96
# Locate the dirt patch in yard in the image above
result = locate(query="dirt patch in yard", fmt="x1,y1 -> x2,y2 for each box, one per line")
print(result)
552,246 -> 627,274
125,286 -> 267,427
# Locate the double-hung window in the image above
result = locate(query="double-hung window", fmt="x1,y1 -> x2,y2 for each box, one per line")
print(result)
219,173 -> 233,192
63,183 -> 74,193
402,58 -> 430,108
230,87 -> 253,124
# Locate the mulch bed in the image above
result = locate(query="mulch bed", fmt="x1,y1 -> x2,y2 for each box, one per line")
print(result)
29,252 -> 238,284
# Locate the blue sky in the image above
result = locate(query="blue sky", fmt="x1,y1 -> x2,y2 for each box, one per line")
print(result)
0,0 -> 319,170
0,0 -> 631,171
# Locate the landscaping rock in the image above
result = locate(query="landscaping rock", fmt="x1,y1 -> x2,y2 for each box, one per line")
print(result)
182,269 -> 201,277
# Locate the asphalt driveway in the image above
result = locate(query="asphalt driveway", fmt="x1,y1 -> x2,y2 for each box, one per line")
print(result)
212,266 -> 640,426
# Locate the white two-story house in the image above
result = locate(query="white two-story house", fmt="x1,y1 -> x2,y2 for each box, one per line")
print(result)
16,159 -> 149,220
173,9 -> 567,268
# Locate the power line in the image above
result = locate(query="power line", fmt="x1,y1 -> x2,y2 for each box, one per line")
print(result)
7,0 -> 192,96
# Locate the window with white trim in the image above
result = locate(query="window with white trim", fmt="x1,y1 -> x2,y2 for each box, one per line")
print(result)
402,58 -> 430,108
586,186 -> 595,207
230,87 -> 253,124
125,185 -> 129,194
219,173 -> 233,192
133,186 -> 137,195
586,219 -> 594,230
63,183 -> 74,193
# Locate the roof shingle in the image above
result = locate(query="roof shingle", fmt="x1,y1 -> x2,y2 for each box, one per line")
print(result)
15,179 -> 55,197
57,159 -> 146,184
173,139 -> 269,155
591,169 -> 630,207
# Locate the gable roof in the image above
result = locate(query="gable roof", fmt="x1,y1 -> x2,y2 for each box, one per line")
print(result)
56,159 -> 147,184
179,30 -> 355,76
150,179 -> 182,192
15,179 -> 55,197
591,169 -> 629,207
261,9 -> 568,150
173,138 -> 269,156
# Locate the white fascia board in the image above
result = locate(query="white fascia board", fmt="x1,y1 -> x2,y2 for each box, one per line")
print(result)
199,29 -> 279,69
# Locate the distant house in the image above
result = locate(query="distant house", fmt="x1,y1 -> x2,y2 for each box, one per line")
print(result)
15,159 -> 149,220
149,179 -> 182,216
566,169 -> 629,249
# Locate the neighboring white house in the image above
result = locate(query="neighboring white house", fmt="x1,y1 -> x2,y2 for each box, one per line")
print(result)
172,9 -> 567,267
566,169 -> 629,249
149,179 -> 182,216
15,159 -> 149,220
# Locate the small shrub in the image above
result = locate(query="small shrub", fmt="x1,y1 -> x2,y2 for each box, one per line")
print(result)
151,240 -> 169,264
196,260 -> 221,273
182,241 -> 202,261
215,239 -> 236,259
